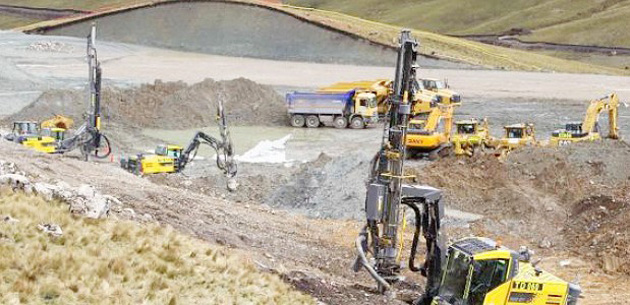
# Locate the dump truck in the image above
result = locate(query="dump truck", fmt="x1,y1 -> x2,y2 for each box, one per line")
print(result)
354,30 -> 581,305
451,118 -> 493,156
405,104 -> 455,159
318,78 -> 461,117
286,90 -> 378,129
549,93 -> 619,146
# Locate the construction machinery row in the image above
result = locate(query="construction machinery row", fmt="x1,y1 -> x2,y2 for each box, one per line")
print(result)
353,29 -> 581,305
2,25 -> 238,191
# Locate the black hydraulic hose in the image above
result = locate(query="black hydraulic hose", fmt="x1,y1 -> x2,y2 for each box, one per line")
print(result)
402,199 -> 423,273
355,227 -> 391,291
92,133 -> 111,159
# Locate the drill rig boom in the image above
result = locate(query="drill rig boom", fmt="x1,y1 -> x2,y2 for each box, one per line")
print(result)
354,30 -> 445,303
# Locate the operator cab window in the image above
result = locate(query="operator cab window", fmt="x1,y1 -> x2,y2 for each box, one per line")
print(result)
359,98 -> 368,107
507,128 -> 523,139
458,124 -> 475,134
468,259 -> 509,305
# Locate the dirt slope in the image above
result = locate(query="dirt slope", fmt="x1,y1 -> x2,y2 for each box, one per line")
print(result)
4,78 -> 287,129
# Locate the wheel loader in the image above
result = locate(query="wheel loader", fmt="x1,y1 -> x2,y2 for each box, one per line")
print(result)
451,118 -> 493,156
354,30 -> 580,305
405,104 -> 455,159
549,93 -> 619,146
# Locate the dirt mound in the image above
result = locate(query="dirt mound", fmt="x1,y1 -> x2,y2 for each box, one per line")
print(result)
414,140 -> 630,273
4,78 -> 286,129
565,194 -> 630,275
265,153 -> 371,220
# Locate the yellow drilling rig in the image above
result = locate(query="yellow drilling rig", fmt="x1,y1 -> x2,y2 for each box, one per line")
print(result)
353,30 -> 581,305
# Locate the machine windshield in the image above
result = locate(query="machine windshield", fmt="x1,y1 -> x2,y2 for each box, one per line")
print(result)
439,250 -> 470,303
421,79 -> 446,90
565,123 -> 582,133
457,124 -> 475,134
506,128 -> 523,139
468,259 -> 509,305
15,122 -> 38,135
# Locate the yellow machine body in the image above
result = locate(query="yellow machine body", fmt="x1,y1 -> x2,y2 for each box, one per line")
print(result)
21,136 -> 57,153
405,104 -> 454,158
122,145 -> 183,175
549,93 -> 619,146
41,115 -> 74,130
452,119 -> 492,156
492,124 -> 537,158
430,237 -> 579,305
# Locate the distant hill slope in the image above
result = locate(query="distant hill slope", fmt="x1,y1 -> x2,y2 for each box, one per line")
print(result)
288,0 -> 630,48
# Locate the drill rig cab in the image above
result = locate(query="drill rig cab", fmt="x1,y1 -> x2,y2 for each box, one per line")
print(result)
6,121 -> 57,153
431,237 -> 581,305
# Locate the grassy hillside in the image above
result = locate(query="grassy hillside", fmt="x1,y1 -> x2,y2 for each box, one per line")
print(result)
287,0 -> 630,47
0,0 -> 149,10
1,0 -> 627,74
0,189 -> 313,304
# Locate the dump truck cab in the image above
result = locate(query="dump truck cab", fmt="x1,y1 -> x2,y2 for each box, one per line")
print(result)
354,91 -> 379,120
431,237 -> 580,305
419,78 -> 461,103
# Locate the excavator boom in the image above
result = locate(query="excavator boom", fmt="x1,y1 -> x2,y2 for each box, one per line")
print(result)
177,97 -> 237,191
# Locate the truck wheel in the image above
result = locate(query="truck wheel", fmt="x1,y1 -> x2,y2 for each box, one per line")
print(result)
334,116 -> 348,129
350,117 -> 364,129
291,115 -> 305,127
305,115 -> 320,128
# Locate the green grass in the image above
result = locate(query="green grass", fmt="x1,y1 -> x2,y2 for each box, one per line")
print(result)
0,13 -> 42,29
278,5 -> 627,74
0,0 -> 150,10
287,0 -> 630,47
0,189 -> 314,304
1,0 -> 628,74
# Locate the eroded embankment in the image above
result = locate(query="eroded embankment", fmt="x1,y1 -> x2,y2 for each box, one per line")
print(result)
34,1 -> 466,68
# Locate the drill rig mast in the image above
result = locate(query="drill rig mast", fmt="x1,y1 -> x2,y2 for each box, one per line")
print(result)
177,95 -> 238,191
57,24 -> 111,160
353,30 -> 445,303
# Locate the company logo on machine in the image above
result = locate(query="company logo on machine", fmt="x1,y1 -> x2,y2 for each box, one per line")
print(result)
512,281 -> 543,291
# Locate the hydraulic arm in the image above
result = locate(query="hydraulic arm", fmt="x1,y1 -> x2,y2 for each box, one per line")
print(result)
178,97 -> 238,191
353,30 -> 445,303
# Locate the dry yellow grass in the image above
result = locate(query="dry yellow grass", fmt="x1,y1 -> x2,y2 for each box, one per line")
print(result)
0,189 -> 314,304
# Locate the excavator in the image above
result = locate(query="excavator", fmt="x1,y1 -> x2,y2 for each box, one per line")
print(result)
4,25 -> 110,161
353,30 -> 580,305
120,97 -> 238,191
452,118 -> 493,157
549,93 -> 620,146
405,104 -> 455,159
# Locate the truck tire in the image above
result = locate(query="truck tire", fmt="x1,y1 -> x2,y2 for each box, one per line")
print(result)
350,117 -> 364,129
291,115 -> 305,127
334,116 -> 348,129
306,115 -> 320,128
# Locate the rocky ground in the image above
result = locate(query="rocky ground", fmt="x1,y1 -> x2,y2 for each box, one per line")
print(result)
1,28 -> 630,304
